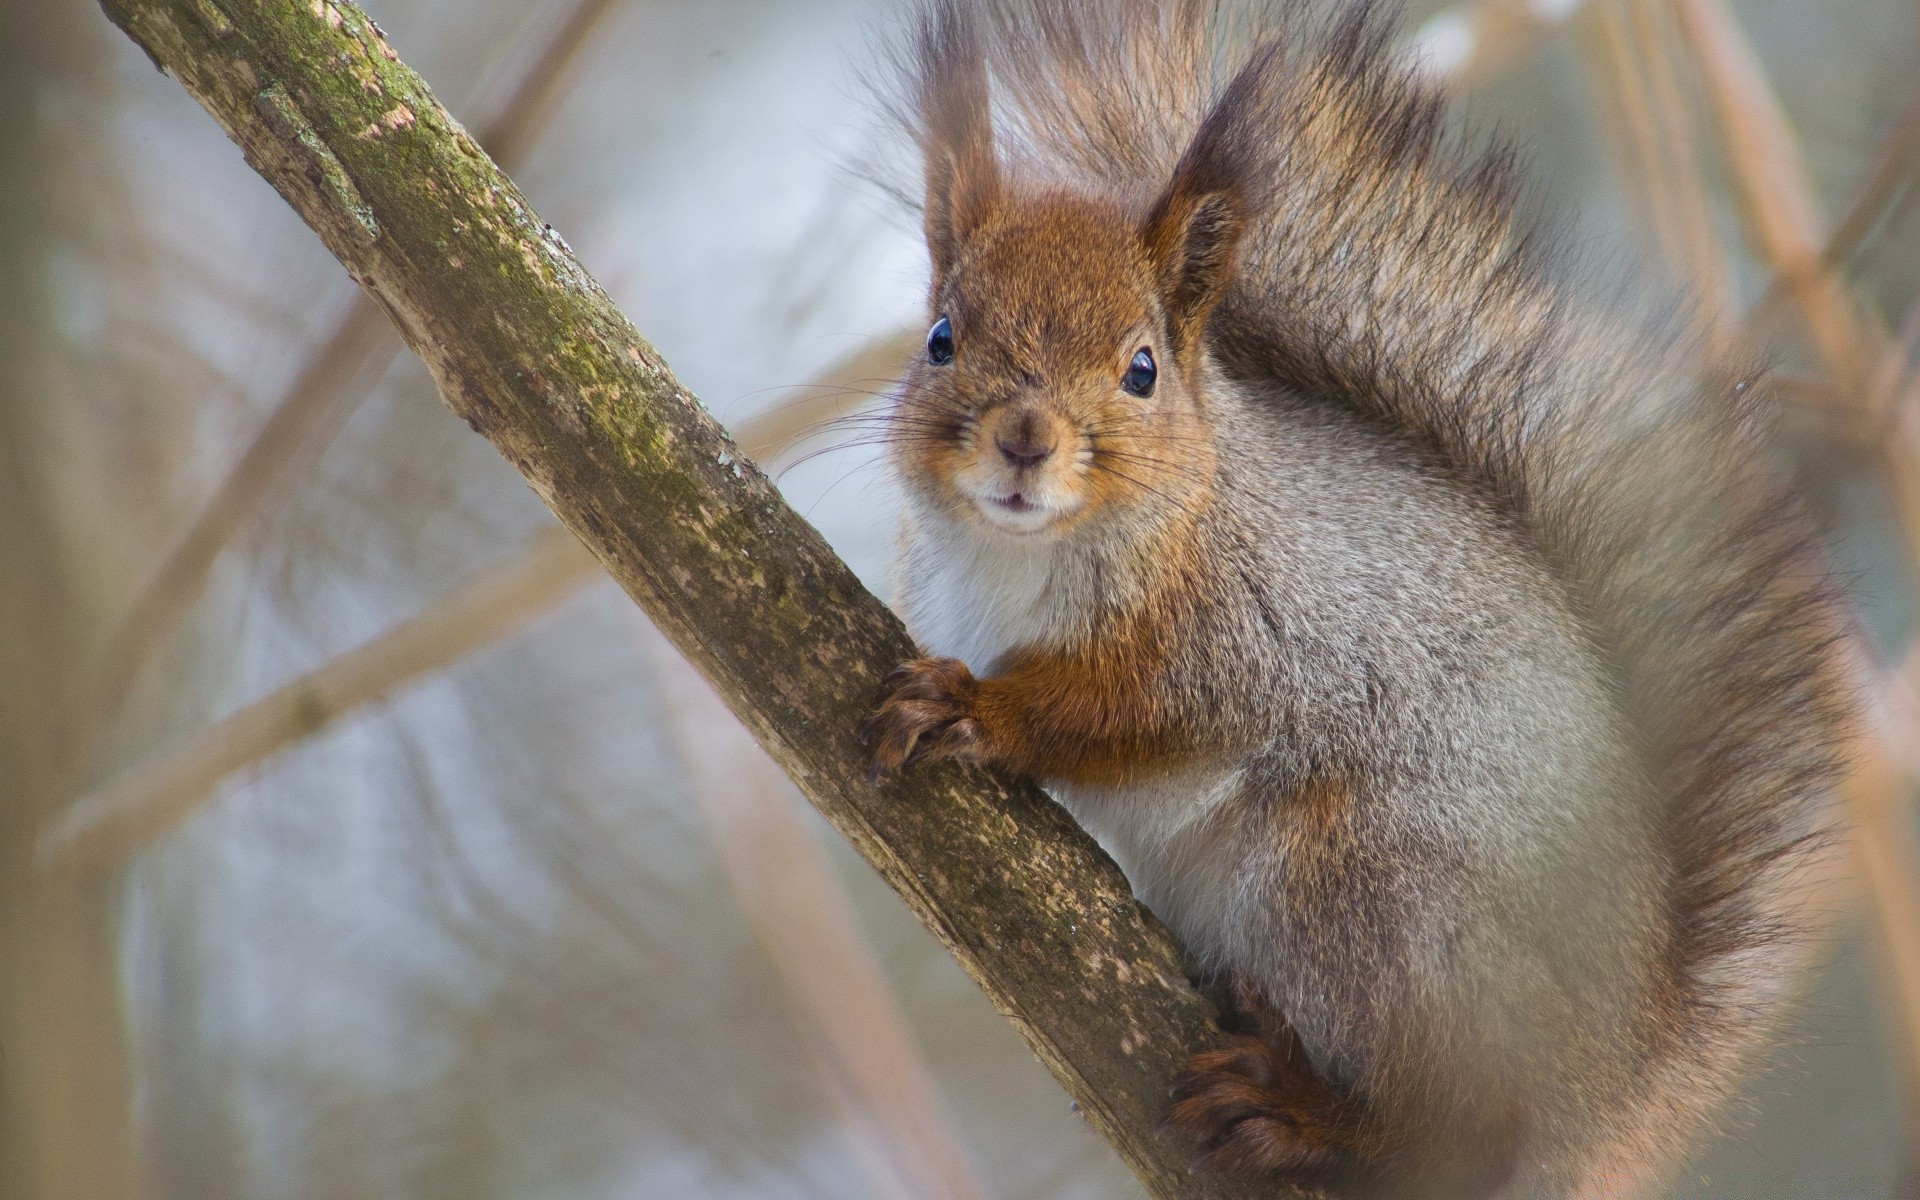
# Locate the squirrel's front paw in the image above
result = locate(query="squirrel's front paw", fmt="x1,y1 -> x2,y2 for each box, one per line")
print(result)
861,657 -> 987,778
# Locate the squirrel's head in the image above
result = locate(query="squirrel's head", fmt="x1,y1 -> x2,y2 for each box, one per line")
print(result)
888,7 -> 1249,539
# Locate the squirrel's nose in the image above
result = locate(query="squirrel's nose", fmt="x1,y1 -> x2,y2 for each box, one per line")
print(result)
995,411 -> 1055,469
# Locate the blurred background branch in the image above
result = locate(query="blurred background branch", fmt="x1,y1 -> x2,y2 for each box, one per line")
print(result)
45,525 -> 602,877
9,0 -> 1920,1197
72,0 -> 622,771
83,2 -> 1287,1197
641,628 -> 993,1200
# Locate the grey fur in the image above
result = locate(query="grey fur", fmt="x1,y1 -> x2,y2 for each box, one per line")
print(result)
880,2 -> 1856,1193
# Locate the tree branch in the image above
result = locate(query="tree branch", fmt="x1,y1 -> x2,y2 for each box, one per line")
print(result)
640,623 -> 994,1200
76,0 -> 620,755
90,1 -> 1266,1194
41,334 -> 917,877
42,525 -> 603,875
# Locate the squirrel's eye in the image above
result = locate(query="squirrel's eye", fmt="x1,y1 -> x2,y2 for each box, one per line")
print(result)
1121,347 -> 1156,397
926,315 -> 955,365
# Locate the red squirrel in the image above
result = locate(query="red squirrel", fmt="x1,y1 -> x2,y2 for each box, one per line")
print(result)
860,1 -> 1856,1194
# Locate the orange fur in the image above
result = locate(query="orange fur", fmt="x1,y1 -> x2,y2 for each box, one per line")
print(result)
886,192 -> 1223,545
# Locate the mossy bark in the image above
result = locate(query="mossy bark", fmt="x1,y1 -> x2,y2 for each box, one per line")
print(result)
93,3 -> 1274,1195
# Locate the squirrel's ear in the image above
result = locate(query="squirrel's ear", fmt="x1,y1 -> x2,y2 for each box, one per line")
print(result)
916,1 -> 999,287
1139,185 -> 1245,362
925,139 -> 998,288
1139,37 -> 1282,359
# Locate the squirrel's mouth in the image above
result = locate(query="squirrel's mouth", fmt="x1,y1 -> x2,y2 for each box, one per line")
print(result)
950,465 -> 1082,534
968,485 -> 1078,534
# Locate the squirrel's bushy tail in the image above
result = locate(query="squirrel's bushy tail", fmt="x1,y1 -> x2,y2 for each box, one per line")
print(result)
898,0 -> 1856,1183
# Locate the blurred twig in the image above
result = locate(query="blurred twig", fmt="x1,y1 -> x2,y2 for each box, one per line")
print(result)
1750,83 -> 1920,353
1,9 -> 150,1199
1586,2 -> 1685,275
1673,0 -> 1889,403
1893,299 -> 1920,418
41,525 -> 601,877
738,331 -> 920,468
1671,0 -> 1920,559
39,330 -> 915,878
76,0 -> 621,763
642,627 -> 992,1200
1584,1 -> 1733,338
1697,2 -> 1920,648
92,4 -> 1272,1194
40,324 -> 953,1195
1624,0 -> 1732,323
1672,0 -> 1920,1147
457,0 -> 618,169
1849,694 -> 1920,1112
1408,0 -> 1588,88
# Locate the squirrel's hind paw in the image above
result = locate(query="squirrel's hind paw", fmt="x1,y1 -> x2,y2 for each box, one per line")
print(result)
1166,1035 -> 1374,1190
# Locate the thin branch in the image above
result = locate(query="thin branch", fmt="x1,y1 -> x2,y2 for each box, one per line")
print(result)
79,297 -> 390,744
1891,298 -> 1920,418
1847,694 -> 1920,1126
41,525 -> 602,877
1582,1 -> 1689,280
1881,295 -> 1920,416
641,624 -> 992,1200
737,331 -> 920,469
1749,81 -> 1920,350
1674,0 -> 1920,1147
1585,2 -> 1687,276
460,0 -> 620,170
1672,0 -> 1888,402
1624,0 -> 1733,326
1407,0 -> 1588,89
1672,0 -> 1920,580
76,0 -> 621,757
46,328 -> 967,1197
41,332 -> 920,877
89,4 -> 1262,1196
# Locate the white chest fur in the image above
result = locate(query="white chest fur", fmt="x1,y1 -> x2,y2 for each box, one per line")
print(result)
893,515 -> 1081,674
1051,766 -> 1248,961
892,511 -> 1250,968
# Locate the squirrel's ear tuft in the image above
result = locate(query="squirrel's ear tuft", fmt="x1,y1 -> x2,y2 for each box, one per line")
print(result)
1140,186 -> 1245,363
916,0 -> 999,288
1140,37 -> 1286,360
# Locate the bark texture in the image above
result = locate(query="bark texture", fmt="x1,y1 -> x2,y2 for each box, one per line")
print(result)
92,2 -> 1275,1196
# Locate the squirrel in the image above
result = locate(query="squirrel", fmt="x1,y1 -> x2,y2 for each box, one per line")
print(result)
859,0 -> 1857,1195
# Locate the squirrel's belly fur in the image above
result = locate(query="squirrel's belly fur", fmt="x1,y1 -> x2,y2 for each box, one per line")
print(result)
866,1 -> 1855,1194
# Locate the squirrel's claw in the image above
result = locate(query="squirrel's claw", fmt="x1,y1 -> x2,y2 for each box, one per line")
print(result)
1165,1035 -> 1368,1187
863,657 -> 986,779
